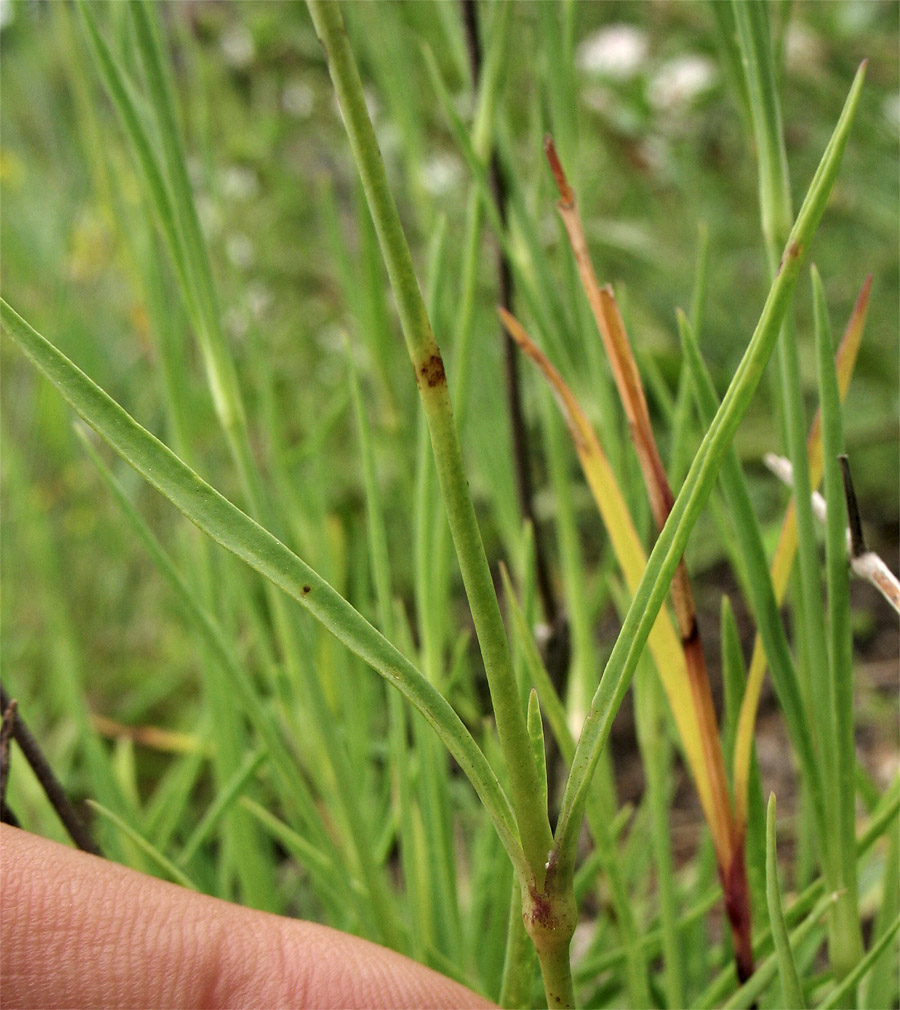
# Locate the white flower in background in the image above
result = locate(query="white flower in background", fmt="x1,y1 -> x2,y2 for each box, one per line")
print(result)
363,88 -> 380,124
221,23 -> 255,70
220,165 -> 259,202
576,24 -> 649,81
0,0 -> 13,31
833,0 -> 881,35
785,23 -> 824,74
648,54 -> 716,111
196,194 -> 222,239
882,92 -> 900,137
226,233 -> 255,270
282,80 -> 314,119
420,152 -> 462,196
224,304 -> 249,340
187,155 -> 204,188
246,282 -> 273,320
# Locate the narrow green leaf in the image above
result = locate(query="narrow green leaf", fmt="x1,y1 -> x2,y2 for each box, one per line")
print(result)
501,563 -> 571,766
87,800 -> 199,891
719,891 -> 835,1010
239,798 -> 351,926
709,1 -> 753,135
720,594 -> 767,925
470,0 -> 513,162
128,0 -> 244,435
766,794 -> 807,1008
75,0 -> 188,319
733,0 -> 792,263
347,349 -> 395,638
634,664 -> 685,1010
499,881 -> 536,1009
0,297 -> 526,885
178,749 -> 268,869
859,821 -> 900,1009
818,915 -> 900,1010
526,690 -> 548,816
71,424 -> 341,865
574,888 -> 720,986
421,41 -> 574,374
689,221 -> 711,342
813,266 -> 864,981
696,776 -> 899,1009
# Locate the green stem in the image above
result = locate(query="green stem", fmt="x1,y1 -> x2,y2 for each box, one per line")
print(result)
765,795 -> 806,1009
305,0 -> 552,887
813,269 -> 864,991
524,874 -> 579,1010
734,7 -> 862,993
498,881 -> 535,1009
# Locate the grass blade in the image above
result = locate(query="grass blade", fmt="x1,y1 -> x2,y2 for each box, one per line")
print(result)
634,666 -> 686,1009
552,59 -> 866,882
766,794 -> 807,1008
696,776 -> 899,1009
87,800 -> 199,891
177,749 -> 268,870
813,266 -> 864,982
818,915 -> 900,1010
500,310 -> 719,840
544,132 -> 752,975
0,297 -> 526,885
729,276 -> 871,834
71,424 -> 347,889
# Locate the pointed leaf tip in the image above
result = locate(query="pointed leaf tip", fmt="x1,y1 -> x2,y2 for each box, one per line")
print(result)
544,135 -> 573,207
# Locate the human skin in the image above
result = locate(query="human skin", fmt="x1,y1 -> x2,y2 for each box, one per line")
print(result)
0,825 -> 498,1009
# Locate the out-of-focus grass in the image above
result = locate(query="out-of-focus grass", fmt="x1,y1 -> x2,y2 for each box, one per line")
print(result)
5,3 -> 894,665
0,0 -> 891,766
0,3 -> 896,997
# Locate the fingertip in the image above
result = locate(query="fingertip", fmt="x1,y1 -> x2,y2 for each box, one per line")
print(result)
0,826 -> 497,1009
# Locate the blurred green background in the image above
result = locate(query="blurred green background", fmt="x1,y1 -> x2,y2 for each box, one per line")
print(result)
1,0 -> 896,833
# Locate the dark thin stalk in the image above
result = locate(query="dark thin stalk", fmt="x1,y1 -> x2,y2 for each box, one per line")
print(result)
838,455 -> 866,558
0,683 -> 102,855
459,0 -> 563,649
0,698 -> 19,826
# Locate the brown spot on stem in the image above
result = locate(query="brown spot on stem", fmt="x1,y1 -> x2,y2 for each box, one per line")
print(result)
418,353 -> 446,388
302,585 -> 311,595
776,240 -> 803,276
528,886 -> 551,926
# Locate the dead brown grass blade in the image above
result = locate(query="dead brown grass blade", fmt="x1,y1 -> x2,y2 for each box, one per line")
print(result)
545,134 -> 753,980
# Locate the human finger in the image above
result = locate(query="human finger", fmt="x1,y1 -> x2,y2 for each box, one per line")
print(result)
0,825 -> 497,1009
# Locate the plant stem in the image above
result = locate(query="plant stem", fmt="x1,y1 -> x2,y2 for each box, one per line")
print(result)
460,0 -> 560,636
524,866 -> 579,1010
814,271 -> 864,994
0,684 -> 101,855
305,0 -> 553,890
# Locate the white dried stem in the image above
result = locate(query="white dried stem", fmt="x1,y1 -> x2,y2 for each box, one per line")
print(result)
764,453 -> 900,616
